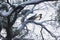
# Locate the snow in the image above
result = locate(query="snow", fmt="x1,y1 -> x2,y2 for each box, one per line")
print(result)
20,0 -> 43,5
0,0 -> 60,40
16,1 -> 60,40
0,8 -> 13,16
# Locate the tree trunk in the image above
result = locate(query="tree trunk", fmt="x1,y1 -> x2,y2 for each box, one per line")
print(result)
6,17 -> 12,40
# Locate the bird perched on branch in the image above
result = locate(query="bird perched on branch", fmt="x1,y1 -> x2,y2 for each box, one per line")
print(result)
35,14 -> 42,20
27,14 -> 42,20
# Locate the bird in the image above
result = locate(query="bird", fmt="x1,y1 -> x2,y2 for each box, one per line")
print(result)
35,14 -> 42,20
27,14 -> 42,20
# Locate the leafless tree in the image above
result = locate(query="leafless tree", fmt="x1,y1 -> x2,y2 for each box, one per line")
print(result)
0,0 -> 58,40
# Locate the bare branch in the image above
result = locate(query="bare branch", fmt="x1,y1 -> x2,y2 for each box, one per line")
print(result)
20,0 -> 57,5
18,20 -> 56,38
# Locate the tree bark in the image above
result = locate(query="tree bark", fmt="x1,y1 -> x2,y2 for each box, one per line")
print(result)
6,17 -> 12,40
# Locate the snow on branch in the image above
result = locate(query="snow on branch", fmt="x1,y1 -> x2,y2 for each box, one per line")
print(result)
18,20 -> 56,38
20,0 -> 57,6
0,0 -> 57,17
18,20 -> 54,31
0,8 -> 13,16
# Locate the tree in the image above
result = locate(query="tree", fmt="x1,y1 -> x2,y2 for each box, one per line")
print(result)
0,0 -> 59,40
